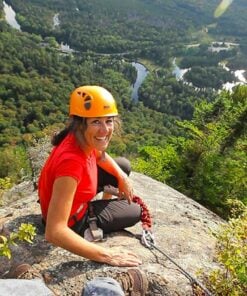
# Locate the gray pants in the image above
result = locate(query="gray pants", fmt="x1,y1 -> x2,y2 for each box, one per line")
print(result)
72,194 -> 141,236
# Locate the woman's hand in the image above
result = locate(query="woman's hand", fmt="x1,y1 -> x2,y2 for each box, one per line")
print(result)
118,175 -> 134,204
104,246 -> 142,267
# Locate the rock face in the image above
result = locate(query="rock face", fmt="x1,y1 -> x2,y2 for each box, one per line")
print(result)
0,172 -> 223,295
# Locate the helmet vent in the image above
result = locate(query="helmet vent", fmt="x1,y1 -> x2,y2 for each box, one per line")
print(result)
84,95 -> 92,110
76,91 -> 87,97
84,95 -> 91,101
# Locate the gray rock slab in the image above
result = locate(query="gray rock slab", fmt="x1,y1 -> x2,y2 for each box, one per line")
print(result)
0,172 -> 224,295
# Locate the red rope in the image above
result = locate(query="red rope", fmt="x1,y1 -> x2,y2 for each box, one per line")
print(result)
133,195 -> 152,230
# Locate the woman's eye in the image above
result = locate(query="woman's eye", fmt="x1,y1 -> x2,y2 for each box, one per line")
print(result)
91,120 -> 100,125
89,118 -> 114,126
106,119 -> 114,125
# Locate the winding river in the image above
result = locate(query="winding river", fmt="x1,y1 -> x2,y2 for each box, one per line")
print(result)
131,62 -> 149,101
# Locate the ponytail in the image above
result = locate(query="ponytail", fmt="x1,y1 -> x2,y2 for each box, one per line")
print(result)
51,116 -> 87,146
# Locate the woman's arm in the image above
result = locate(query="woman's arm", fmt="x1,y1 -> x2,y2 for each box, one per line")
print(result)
96,151 -> 134,203
45,176 -> 140,266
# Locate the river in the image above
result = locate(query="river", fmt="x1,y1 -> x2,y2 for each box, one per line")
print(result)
3,1 -> 21,31
131,62 -> 149,101
172,58 -> 246,92
172,58 -> 190,81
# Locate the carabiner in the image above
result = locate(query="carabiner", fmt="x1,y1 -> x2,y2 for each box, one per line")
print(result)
141,229 -> 155,249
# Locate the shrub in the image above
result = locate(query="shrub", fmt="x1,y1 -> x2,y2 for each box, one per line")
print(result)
0,223 -> 36,259
203,206 -> 247,295
0,177 -> 12,204
0,145 -> 31,183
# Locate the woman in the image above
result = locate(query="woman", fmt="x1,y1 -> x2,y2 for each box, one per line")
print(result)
38,85 -> 142,267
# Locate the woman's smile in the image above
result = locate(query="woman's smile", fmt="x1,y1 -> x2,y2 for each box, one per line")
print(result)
84,117 -> 114,152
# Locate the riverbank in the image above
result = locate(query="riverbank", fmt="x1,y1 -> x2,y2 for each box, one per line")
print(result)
138,58 -> 160,72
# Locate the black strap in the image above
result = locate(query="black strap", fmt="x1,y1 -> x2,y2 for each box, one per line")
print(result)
69,202 -> 87,224
87,202 -> 103,241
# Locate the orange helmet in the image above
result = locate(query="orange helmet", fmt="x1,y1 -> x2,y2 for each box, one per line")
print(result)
69,85 -> 118,117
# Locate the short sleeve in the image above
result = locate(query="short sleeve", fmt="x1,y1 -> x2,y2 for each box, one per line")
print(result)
55,159 -> 84,183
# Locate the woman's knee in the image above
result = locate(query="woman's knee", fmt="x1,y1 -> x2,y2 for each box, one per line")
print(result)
114,157 -> 131,176
93,200 -> 141,233
97,157 -> 131,192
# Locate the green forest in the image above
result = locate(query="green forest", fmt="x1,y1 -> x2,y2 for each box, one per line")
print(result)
0,1 -> 246,293
0,0 -> 246,219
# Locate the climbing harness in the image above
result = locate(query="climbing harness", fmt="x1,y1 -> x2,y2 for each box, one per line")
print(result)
84,202 -> 104,242
69,202 -> 86,224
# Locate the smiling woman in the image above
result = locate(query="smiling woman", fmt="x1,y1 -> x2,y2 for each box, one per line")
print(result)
38,85 -> 142,267
84,117 -> 115,152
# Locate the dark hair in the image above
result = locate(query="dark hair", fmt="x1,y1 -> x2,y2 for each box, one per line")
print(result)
51,116 -> 87,146
51,115 -> 121,147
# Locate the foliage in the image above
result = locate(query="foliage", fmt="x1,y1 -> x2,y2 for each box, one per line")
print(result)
132,145 -> 180,183
0,223 -> 36,259
226,199 -> 247,219
176,86 -> 247,217
179,44 -> 238,89
0,177 -> 12,191
184,66 -> 236,89
134,86 -> 247,219
0,177 -> 12,204
138,71 -> 216,120
0,145 -> 31,183
5,0 -> 196,55
1,0 -> 246,155
203,207 -> 247,295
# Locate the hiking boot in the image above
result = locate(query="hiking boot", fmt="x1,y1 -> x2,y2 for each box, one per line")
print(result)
114,268 -> 148,296
5,263 -> 43,280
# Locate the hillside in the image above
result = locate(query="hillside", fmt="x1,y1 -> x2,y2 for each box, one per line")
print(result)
0,0 -> 246,222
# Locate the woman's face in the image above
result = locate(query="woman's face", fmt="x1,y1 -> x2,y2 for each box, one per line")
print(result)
83,117 -> 114,152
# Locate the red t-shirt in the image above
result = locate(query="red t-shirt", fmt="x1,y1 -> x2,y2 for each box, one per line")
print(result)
38,133 -> 97,227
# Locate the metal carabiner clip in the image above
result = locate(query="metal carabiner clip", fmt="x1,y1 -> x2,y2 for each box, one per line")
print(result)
141,229 -> 155,249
